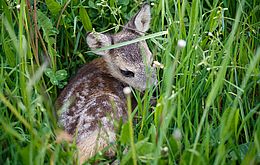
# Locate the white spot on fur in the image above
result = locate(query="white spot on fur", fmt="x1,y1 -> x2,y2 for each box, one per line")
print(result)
82,89 -> 89,95
63,77 -> 88,104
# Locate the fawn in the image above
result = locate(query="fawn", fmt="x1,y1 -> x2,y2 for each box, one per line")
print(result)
56,4 -> 156,163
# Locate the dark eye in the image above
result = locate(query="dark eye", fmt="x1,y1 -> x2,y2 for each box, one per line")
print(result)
120,69 -> 135,77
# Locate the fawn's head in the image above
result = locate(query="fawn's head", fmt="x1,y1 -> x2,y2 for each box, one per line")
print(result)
86,4 -> 156,91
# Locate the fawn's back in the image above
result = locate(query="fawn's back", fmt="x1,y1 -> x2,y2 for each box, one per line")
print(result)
56,4 -> 156,163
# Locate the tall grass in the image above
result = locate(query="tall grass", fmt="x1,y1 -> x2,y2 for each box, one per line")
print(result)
0,0 -> 259,164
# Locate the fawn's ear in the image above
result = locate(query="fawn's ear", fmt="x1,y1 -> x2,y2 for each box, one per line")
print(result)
86,32 -> 111,56
126,4 -> 151,33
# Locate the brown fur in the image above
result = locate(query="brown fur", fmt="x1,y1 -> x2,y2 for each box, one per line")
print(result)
56,4 -> 156,163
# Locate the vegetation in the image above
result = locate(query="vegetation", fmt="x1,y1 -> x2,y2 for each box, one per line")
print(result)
0,0 -> 259,164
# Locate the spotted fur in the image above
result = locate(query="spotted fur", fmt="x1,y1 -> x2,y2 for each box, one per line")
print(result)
56,4 -> 156,163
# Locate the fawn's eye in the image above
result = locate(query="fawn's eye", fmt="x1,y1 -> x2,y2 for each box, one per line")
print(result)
120,69 -> 135,78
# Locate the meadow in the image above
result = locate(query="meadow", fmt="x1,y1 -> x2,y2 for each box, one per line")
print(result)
0,0 -> 259,164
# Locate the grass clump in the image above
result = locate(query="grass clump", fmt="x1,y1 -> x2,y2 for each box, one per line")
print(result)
0,0 -> 259,164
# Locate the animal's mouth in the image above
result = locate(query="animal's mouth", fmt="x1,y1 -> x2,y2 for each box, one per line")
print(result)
134,70 -> 157,92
